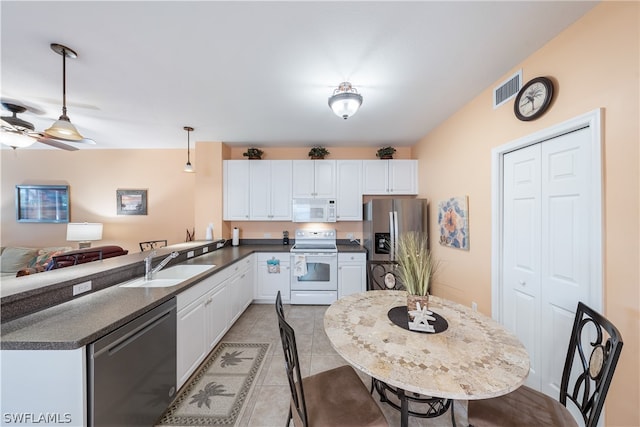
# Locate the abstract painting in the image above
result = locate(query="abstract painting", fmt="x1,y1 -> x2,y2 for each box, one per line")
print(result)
438,196 -> 469,250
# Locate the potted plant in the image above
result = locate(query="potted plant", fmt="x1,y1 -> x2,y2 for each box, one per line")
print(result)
376,146 -> 396,159
308,146 -> 330,160
395,231 -> 440,331
242,148 -> 264,160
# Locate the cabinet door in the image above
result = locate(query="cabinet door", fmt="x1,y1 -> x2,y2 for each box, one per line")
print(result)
338,253 -> 366,298
292,161 -> 316,198
269,160 -> 293,220
177,298 -> 207,388
314,160 -> 336,198
249,160 -> 271,220
256,257 -> 290,302
388,160 -> 418,194
336,160 -> 362,221
206,283 -> 228,352
362,160 -> 389,194
224,160 -> 250,220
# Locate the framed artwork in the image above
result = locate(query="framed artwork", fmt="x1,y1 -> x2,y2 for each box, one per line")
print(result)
438,196 -> 469,250
117,189 -> 147,215
15,184 -> 70,223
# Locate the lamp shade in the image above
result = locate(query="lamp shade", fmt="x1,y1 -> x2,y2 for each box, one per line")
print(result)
44,117 -> 84,141
0,130 -> 37,148
328,82 -> 363,120
67,222 -> 103,248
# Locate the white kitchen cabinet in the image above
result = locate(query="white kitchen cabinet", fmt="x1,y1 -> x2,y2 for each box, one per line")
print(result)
336,160 -> 363,221
223,160 -> 250,220
362,160 -> 418,195
255,252 -> 291,303
177,271 -> 231,388
338,252 -> 367,298
292,160 -> 336,198
228,255 -> 255,324
250,160 -> 292,221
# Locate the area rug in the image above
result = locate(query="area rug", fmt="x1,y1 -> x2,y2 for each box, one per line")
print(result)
157,342 -> 270,426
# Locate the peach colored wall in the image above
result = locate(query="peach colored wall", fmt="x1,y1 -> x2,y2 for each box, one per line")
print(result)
413,3 -> 638,426
193,141 -> 227,241
0,149 -> 196,254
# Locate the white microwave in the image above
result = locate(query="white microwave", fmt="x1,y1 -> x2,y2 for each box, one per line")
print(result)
292,198 -> 337,223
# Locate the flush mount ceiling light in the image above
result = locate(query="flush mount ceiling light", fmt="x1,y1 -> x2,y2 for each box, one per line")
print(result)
183,126 -> 194,172
44,43 -> 85,141
328,82 -> 363,120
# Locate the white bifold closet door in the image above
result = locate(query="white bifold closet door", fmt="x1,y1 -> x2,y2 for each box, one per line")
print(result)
502,126 -> 592,399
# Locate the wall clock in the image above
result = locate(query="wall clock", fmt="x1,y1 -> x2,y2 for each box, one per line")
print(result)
514,77 -> 554,121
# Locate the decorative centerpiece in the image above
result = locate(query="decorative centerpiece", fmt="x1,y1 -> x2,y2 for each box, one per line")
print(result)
396,231 -> 439,332
243,148 -> 264,160
308,146 -> 330,160
376,146 -> 396,159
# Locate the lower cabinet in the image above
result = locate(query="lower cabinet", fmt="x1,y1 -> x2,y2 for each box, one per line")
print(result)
176,255 -> 254,389
338,252 -> 367,299
255,252 -> 291,304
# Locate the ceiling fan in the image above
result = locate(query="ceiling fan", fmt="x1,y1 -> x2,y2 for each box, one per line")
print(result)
0,43 -> 95,150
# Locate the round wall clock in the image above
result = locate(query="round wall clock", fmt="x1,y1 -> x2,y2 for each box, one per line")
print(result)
514,77 -> 554,121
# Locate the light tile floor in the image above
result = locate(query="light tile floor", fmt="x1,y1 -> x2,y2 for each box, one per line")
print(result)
222,303 -> 468,427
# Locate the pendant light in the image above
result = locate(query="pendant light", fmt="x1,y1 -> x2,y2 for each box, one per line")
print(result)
183,126 -> 194,172
328,82 -> 363,120
44,43 -> 85,141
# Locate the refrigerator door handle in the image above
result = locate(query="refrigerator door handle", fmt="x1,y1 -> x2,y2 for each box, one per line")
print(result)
388,211 -> 395,259
393,211 -> 399,258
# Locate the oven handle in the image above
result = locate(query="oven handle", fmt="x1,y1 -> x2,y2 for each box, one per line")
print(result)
291,252 -> 337,257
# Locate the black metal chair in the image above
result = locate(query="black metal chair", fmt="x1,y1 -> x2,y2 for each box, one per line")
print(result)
468,301 -> 623,427
139,239 -> 167,252
275,291 -> 388,427
367,260 -> 405,291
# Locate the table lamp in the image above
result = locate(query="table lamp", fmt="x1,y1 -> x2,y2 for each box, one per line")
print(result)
66,222 -> 103,249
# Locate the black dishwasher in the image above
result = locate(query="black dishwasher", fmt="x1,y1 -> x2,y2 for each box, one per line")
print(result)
88,298 -> 177,426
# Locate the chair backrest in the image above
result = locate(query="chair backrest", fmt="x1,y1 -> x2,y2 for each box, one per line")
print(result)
560,301 -> 623,427
139,240 -> 167,252
367,261 -> 405,291
275,291 -> 309,426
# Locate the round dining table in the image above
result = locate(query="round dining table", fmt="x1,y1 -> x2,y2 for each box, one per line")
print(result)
324,290 -> 530,426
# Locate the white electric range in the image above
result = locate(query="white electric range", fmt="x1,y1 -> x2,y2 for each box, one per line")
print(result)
290,229 -> 338,305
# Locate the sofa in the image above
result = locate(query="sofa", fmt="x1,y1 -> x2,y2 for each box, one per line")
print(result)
0,245 -> 128,277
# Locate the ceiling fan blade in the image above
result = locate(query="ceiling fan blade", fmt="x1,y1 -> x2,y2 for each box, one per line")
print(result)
36,137 -> 79,151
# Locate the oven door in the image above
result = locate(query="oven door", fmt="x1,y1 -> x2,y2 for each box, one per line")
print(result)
290,252 -> 338,304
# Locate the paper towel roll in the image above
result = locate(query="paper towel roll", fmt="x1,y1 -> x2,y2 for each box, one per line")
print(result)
205,223 -> 213,240
232,227 -> 239,246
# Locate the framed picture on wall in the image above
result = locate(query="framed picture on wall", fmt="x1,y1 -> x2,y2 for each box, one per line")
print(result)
116,189 -> 147,215
15,184 -> 70,223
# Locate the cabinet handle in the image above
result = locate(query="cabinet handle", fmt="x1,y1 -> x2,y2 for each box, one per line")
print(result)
519,280 -> 526,286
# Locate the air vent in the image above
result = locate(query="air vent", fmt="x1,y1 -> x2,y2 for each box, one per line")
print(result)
493,70 -> 522,109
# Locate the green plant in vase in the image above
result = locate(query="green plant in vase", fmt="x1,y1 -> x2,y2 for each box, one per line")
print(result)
308,146 -> 330,159
242,148 -> 264,160
395,231 -> 440,331
376,146 -> 396,159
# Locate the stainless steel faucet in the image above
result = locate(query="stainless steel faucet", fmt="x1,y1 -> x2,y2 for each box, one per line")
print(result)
144,251 -> 179,280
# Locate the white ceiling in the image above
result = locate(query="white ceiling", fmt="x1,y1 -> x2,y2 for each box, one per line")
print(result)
1,1 -> 597,150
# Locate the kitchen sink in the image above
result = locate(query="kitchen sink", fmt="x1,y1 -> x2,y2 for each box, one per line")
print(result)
120,264 -> 215,288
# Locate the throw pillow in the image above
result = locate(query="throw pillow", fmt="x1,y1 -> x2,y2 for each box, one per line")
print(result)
0,247 -> 39,273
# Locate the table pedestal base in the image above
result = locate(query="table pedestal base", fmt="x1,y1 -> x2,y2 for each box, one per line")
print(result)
371,378 -> 457,427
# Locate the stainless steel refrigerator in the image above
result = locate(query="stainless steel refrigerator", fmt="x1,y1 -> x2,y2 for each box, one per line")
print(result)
363,198 -> 427,290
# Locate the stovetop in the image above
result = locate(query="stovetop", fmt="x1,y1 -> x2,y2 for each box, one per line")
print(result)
290,229 -> 337,252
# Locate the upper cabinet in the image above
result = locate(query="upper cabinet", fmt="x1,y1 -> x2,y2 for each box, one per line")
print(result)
292,160 -> 336,198
223,160 -> 250,220
224,160 -> 292,221
249,160 -> 292,221
336,160 -> 363,221
362,160 -> 418,195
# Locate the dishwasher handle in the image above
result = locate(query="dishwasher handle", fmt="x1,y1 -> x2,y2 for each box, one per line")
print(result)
90,299 -> 176,358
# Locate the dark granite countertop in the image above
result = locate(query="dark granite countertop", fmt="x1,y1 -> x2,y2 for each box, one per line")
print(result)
0,242 -> 365,350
